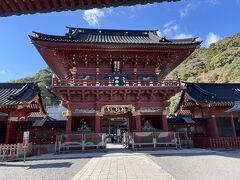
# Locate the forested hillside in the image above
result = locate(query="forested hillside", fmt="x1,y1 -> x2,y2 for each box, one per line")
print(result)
167,33 -> 240,82
10,68 -> 59,107
167,33 -> 240,113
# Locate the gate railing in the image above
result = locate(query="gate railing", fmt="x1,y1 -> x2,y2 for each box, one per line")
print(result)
55,133 -> 106,153
52,77 -> 181,87
193,136 -> 240,149
124,132 -> 182,150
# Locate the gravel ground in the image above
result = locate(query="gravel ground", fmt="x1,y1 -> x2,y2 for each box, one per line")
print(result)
149,153 -> 240,180
0,158 -> 90,180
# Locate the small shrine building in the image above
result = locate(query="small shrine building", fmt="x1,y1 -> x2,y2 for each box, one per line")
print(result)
175,82 -> 240,148
0,83 -> 45,144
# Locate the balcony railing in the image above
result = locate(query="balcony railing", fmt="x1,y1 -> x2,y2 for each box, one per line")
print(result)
52,77 -> 181,87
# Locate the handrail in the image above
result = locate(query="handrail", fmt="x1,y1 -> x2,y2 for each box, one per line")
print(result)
52,77 -> 181,87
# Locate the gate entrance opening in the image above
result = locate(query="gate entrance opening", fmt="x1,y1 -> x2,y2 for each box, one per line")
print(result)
99,105 -> 135,149
101,115 -> 129,149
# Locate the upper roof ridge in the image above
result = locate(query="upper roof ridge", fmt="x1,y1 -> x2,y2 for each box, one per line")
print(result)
29,27 -> 201,46
66,26 -> 158,33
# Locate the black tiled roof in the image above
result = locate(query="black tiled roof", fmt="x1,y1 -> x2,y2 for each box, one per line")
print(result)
30,27 -> 201,46
27,116 -> 56,122
16,117 -> 66,129
226,102 -> 240,112
168,116 -> 206,125
183,82 -> 240,104
0,83 -> 40,106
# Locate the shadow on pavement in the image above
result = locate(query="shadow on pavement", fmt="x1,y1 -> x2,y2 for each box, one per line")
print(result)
0,162 -> 72,169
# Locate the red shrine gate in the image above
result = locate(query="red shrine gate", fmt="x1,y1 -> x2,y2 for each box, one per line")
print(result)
30,27 -> 200,135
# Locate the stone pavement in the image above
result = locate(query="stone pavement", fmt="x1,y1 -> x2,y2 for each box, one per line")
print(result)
72,154 -> 176,180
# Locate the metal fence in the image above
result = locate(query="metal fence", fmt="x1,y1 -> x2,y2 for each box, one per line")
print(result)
124,132 -> 183,150
194,136 -> 240,149
55,133 -> 106,152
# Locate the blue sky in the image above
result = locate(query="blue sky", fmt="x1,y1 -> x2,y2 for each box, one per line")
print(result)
0,0 -> 240,82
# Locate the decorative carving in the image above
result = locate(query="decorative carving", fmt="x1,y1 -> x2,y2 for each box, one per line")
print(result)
96,68 -> 100,74
133,67 -> 137,74
96,110 -> 103,117
155,67 -> 161,75
62,110 -> 72,117
71,67 -> 77,75
100,105 -> 137,116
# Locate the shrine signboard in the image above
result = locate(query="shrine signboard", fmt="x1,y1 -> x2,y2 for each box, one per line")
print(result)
23,131 -> 29,147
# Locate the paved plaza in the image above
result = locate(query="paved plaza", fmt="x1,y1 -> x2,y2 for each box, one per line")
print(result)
72,155 -> 175,180
150,152 -> 240,180
1,150 -> 240,180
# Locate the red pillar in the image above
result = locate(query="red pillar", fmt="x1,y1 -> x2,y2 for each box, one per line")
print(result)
162,114 -> 168,132
208,115 -> 219,137
135,114 -> 141,132
95,115 -> 101,133
231,114 -> 236,136
66,116 -> 72,134
5,120 -> 11,144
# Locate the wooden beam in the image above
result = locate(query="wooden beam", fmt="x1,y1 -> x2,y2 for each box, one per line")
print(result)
42,0 -> 51,9
78,0 -> 84,6
69,0 -> 76,7
16,0 -> 27,11
96,0 -> 101,5
7,0 -> 18,12
87,0 -> 93,6
60,0 -> 67,7
33,0 -> 43,10
0,6 -> 5,15
25,0 -> 35,11
0,0 -> 12,14
105,0 -> 110,4
52,0 -> 60,8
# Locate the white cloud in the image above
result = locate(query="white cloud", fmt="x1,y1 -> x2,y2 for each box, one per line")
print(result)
163,21 -> 175,29
179,0 -> 219,19
83,9 -> 105,27
205,32 -> 221,47
0,69 -> 6,75
105,8 -> 114,15
179,2 -> 203,18
163,21 -> 179,36
162,21 -> 194,39
129,6 -> 136,12
83,8 -> 114,26
173,33 -> 193,39
179,3 -> 193,18
128,4 -> 151,12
